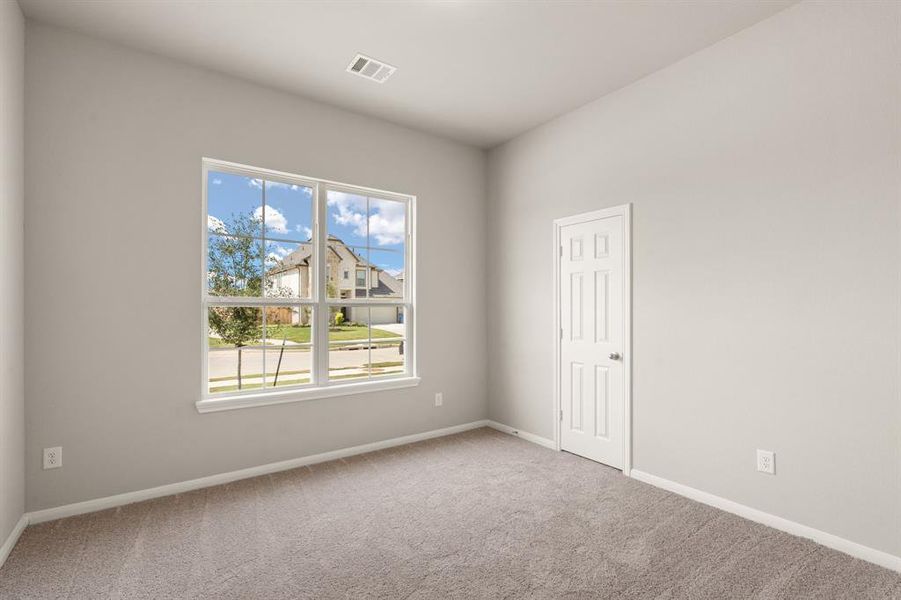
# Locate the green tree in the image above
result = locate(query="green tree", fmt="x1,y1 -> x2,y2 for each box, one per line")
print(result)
207,212 -> 264,298
207,212 -> 272,389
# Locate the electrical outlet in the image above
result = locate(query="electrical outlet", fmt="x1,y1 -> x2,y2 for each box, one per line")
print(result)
434,392 -> 443,407
43,446 -> 62,470
756,449 -> 775,475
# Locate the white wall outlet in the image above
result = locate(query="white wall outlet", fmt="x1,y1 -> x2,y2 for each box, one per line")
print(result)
756,449 -> 775,475
434,392 -> 443,407
43,446 -> 62,470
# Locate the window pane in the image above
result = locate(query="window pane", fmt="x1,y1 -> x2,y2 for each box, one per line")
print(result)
265,306 -> 313,331
325,257 -> 336,300
328,342 -> 370,382
327,308 -> 405,382
208,347 -> 266,394
264,180 -> 313,241
328,306 -> 369,342
367,198 -> 406,252
329,307 -> 369,381
207,306 -> 264,394
367,249 -> 404,301
265,307 -> 314,388
264,346 -> 312,388
207,171 -> 263,239
369,306 -> 405,331
369,304 -> 405,378
265,241 -> 313,299
370,339 -> 405,379
326,241 -> 368,300
347,246 -> 370,299
326,190 -> 368,247
207,234 -> 263,297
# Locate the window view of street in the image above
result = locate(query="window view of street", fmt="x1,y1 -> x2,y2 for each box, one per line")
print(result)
205,169 -> 409,394
207,310 -> 406,393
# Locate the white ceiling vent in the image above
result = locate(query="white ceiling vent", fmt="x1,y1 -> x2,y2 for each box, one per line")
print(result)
346,54 -> 396,83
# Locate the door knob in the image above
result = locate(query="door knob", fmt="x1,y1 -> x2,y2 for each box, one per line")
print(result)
609,352 -> 621,360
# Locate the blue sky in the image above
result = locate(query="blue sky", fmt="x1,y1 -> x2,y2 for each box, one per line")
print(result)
208,171 -> 405,276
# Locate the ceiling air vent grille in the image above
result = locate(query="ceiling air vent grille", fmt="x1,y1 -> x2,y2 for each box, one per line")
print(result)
346,54 -> 396,83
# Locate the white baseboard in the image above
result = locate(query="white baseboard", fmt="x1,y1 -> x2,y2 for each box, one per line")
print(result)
630,469 -> 901,573
27,421 -> 894,574
0,514 -> 28,569
27,420 -> 491,525
486,420 -> 556,450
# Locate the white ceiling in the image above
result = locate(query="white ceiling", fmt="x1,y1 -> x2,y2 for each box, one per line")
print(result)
19,0 -> 796,148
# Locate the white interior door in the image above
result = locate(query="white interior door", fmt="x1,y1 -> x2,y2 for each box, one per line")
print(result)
559,213 -> 626,469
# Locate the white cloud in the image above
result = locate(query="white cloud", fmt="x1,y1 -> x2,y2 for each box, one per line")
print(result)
328,192 -> 367,232
207,215 -> 227,233
368,200 -> 406,245
212,178 -> 222,185
334,207 -> 366,230
254,206 -> 288,234
327,192 -> 405,246
296,224 -> 313,239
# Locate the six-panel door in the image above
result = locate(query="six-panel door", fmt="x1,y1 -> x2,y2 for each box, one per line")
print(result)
559,215 -> 624,469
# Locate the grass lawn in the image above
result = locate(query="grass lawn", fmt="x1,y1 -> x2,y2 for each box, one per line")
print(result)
209,324 -> 399,347
208,380 -> 310,394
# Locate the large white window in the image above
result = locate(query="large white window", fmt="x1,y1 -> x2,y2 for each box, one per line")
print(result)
199,158 -> 416,412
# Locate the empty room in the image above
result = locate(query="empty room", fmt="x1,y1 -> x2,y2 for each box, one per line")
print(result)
1,0 -> 899,598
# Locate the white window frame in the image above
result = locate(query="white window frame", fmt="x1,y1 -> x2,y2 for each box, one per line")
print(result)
198,158 -> 418,413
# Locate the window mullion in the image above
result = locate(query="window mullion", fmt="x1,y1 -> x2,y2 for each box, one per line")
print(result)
314,183 -> 329,386
261,178 -> 267,389
405,304 -> 414,378
365,196 -> 370,300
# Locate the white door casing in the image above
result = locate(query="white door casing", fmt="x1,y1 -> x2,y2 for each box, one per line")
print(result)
555,205 -> 631,471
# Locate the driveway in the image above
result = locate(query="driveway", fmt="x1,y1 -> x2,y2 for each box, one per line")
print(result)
374,323 -> 406,337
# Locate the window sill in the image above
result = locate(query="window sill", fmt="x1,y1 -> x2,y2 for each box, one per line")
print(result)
196,376 -> 421,414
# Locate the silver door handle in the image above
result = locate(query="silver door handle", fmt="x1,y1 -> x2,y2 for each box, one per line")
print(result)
609,352 -> 621,360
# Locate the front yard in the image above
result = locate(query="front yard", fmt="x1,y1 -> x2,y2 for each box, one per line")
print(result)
209,323 -> 399,347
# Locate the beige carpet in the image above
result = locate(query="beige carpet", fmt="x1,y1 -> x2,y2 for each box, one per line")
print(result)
1,428 -> 899,599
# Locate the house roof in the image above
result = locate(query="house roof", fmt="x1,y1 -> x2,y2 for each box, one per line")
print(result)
267,246 -> 311,273
267,235 -> 343,275
267,235 -> 403,299
372,270 -> 403,298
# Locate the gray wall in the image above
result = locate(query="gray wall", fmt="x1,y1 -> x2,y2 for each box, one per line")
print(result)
487,1 -> 900,557
24,23 -> 487,511
0,0 -> 26,546
19,0 -> 901,562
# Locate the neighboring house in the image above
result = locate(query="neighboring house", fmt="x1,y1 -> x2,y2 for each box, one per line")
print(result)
267,235 -> 403,325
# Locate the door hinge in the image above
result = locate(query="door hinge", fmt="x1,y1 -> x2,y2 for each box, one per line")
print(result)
560,327 -> 563,339
559,409 -> 563,422
559,245 -> 563,257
